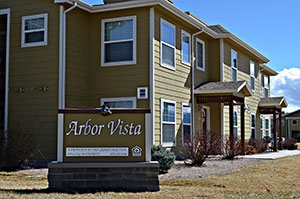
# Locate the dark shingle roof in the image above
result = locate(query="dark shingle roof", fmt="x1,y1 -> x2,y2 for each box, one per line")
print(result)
259,97 -> 288,108
194,81 -> 253,97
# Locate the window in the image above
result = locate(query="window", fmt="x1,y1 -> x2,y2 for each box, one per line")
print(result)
182,103 -> 191,145
137,87 -> 148,99
231,50 -> 237,81
233,111 -> 238,140
259,73 -> 263,93
161,19 -> 175,69
264,75 -> 269,97
161,99 -> 176,146
100,97 -> 136,108
181,30 -> 191,65
292,120 -> 298,125
22,13 -> 48,47
251,114 -> 256,139
265,119 -> 269,137
101,16 -> 136,66
196,38 -> 205,71
260,117 -> 263,139
250,61 -> 255,91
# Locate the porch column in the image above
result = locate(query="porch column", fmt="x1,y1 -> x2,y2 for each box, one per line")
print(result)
279,112 -> 282,150
229,101 -> 234,156
273,111 -> 277,152
240,103 -> 245,155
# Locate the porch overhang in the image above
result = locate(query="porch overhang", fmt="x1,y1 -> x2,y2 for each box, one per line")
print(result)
258,96 -> 288,151
194,81 -> 253,155
258,97 -> 288,114
195,81 -> 253,104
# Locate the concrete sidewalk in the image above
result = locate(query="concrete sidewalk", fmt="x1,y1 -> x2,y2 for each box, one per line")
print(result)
240,149 -> 300,160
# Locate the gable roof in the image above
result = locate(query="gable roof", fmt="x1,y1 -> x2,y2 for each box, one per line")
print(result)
260,64 -> 278,76
208,25 -> 269,63
194,81 -> 253,97
259,97 -> 288,109
284,109 -> 300,118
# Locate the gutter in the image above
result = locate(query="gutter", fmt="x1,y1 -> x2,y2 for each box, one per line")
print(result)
57,1 -> 77,162
191,28 -> 204,136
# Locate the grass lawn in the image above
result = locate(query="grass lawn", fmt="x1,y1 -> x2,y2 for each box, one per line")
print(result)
1,155 -> 300,198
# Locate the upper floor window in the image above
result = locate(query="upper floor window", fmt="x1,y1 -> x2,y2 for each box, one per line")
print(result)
161,19 -> 175,70
264,75 -> 269,97
22,13 -> 48,48
196,38 -> 205,71
100,97 -> 136,108
182,103 -> 191,146
292,120 -> 298,125
161,99 -> 176,147
250,61 -> 255,91
181,30 -> 191,65
259,73 -> 263,93
101,16 -> 136,66
231,49 -> 237,81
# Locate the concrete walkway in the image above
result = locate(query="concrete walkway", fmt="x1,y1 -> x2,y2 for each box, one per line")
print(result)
240,149 -> 300,160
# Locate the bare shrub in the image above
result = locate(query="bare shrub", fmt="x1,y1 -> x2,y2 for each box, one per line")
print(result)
283,138 -> 298,150
223,139 -> 243,160
248,139 -> 267,153
0,123 -> 39,171
182,130 -> 224,167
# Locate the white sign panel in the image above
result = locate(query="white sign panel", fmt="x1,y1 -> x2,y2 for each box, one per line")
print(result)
66,147 -> 129,157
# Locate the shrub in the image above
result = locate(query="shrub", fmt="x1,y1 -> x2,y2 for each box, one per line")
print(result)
0,123 -> 39,171
248,139 -> 267,153
283,138 -> 298,150
182,130 -> 223,167
151,145 -> 176,174
223,139 -> 243,160
245,144 -> 257,155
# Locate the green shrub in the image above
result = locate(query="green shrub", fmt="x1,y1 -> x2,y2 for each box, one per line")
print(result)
151,145 -> 176,174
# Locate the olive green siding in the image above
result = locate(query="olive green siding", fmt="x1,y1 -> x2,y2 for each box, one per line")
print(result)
66,9 -> 89,107
1,0 -> 60,160
87,8 -> 150,108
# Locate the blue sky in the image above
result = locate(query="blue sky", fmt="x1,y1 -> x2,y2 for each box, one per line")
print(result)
83,0 -> 300,112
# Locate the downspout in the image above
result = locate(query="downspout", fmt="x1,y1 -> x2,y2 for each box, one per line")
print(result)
149,7 -> 155,145
57,2 -> 77,162
220,39 -> 225,140
191,28 -> 204,135
59,1 -> 77,109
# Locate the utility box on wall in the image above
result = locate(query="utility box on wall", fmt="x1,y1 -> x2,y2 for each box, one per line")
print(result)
48,108 -> 159,192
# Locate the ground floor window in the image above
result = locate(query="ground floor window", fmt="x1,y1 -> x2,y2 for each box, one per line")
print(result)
161,99 -> 176,147
100,97 -> 136,108
233,111 -> 238,140
182,103 -> 191,145
251,114 -> 256,139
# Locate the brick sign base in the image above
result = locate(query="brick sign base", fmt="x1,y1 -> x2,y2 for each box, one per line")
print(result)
48,162 -> 159,192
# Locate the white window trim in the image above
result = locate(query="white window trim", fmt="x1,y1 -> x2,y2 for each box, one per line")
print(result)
231,49 -> 238,81
100,97 -> 136,108
181,30 -> 191,66
292,120 -> 298,125
250,60 -> 255,91
251,113 -> 256,139
161,98 -> 176,147
265,118 -> 270,137
101,16 -> 137,67
259,72 -> 263,93
264,75 -> 269,97
21,13 -> 48,48
182,103 -> 191,146
234,110 -> 238,139
196,38 -> 205,71
160,19 -> 176,70
137,87 -> 148,99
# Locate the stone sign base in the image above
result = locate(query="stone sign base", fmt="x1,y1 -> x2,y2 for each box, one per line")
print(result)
48,162 -> 159,192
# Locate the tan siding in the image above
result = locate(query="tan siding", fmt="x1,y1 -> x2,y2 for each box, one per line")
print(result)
4,0 -> 60,160
87,8 -> 150,108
